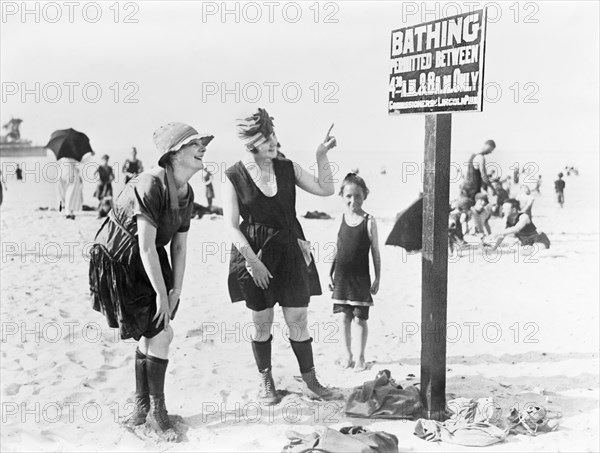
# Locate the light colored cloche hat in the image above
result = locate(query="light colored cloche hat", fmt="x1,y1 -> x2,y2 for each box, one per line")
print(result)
153,122 -> 214,167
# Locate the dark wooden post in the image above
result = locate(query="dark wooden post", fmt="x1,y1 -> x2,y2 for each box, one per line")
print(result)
420,113 -> 451,420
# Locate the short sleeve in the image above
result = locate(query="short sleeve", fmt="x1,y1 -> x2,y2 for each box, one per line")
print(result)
177,185 -> 195,233
133,174 -> 164,229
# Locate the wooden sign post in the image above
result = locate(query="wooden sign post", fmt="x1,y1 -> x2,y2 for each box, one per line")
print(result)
388,9 -> 487,419
421,113 -> 451,420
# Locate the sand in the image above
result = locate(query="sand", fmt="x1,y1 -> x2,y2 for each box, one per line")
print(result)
0,168 -> 598,452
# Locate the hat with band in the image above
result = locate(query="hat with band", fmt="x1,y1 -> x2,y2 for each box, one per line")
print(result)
153,122 -> 214,167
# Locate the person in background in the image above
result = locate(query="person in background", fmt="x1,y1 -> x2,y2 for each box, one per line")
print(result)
554,172 -> 566,208
123,147 -> 145,184
57,157 -> 84,219
329,173 -> 381,372
16,165 -> 23,181
94,154 -> 114,205
448,197 -> 472,250
533,174 -> 542,194
468,193 -> 492,237
460,139 -> 496,201
516,185 -> 535,218
489,180 -> 509,217
89,122 -> 213,442
203,169 -> 215,208
492,199 -> 550,249
0,169 -> 6,206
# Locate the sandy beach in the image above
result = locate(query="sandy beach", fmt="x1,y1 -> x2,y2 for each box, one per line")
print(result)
1,160 -> 598,452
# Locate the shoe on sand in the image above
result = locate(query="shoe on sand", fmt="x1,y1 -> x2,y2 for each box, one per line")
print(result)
146,395 -> 180,442
301,368 -> 337,400
124,394 -> 149,427
258,368 -> 280,405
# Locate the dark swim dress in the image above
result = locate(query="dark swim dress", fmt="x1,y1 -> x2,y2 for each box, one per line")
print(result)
226,158 -> 322,311
332,213 -> 373,307
88,171 -> 194,340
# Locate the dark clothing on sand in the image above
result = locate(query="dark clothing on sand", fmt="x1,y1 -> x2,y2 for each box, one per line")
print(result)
89,172 -> 194,340
225,159 -> 321,311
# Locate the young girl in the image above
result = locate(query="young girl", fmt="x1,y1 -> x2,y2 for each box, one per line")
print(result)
330,173 -> 381,372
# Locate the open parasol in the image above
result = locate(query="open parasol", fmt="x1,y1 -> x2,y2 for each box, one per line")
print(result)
45,128 -> 94,161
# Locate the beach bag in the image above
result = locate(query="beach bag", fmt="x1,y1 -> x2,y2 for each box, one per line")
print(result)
282,426 -> 399,453
345,370 -> 421,419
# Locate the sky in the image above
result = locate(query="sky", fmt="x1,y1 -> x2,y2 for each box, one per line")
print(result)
1,0 -> 599,173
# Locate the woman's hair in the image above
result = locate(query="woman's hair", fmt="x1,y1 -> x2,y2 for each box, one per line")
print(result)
504,198 -> 521,211
339,172 -> 369,198
237,108 -> 275,154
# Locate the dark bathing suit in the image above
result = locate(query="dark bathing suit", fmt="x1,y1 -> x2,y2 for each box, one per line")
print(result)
332,213 -> 373,320
89,172 -> 194,340
506,213 -> 550,248
225,158 -> 321,311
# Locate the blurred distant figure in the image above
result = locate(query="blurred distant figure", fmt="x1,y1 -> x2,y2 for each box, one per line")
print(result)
94,154 -> 114,203
16,165 -> 23,181
0,169 -> 6,206
468,193 -> 492,237
533,174 -> 542,194
57,157 -> 83,219
460,139 -> 496,201
489,180 -> 509,217
554,172 -> 566,208
122,147 -> 144,183
516,185 -> 535,218
493,199 -> 550,249
448,197 -> 472,250
203,169 -> 215,208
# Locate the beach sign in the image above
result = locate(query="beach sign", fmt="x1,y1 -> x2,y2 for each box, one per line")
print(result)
388,9 -> 487,115
388,9 -> 488,421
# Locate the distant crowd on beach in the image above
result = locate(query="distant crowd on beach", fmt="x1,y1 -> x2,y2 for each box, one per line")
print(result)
448,139 -> 577,251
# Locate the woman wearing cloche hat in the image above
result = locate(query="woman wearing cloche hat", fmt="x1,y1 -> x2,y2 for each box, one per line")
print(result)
224,108 -> 338,403
88,122 -> 213,441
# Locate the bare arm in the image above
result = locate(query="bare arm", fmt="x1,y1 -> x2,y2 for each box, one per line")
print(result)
502,214 -> 530,236
369,217 -> 381,294
137,216 -> 170,329
294,124 -> 337,197
223,177 -> 273,289
169,231 -> 188,309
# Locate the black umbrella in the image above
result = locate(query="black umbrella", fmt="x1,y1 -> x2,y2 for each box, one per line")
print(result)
45,128 -> 94,161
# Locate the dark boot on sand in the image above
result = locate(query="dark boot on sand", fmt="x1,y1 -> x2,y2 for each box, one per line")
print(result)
146,355 -> 180,442
290,338 -> 335,399
252,335 -> 279,405
124,348 -> 150,427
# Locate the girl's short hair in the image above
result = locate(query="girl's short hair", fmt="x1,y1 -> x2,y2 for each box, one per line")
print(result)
339,172 -> 369,198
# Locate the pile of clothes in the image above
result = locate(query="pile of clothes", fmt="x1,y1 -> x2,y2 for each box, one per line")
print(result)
414,397 -> 559,447
280,371 -> 560,451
